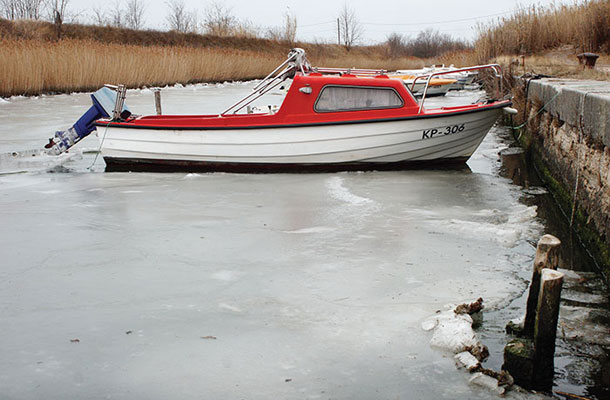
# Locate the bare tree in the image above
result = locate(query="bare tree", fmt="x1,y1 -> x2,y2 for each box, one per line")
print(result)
124,0 -> 145,29
90,4 -> 108,25
386,32 -> 407,59
0,0 -> 44,20
0,0 -> 18,19
338,3 -> 362,50
108,0 -> 124,28
202,1 -> 236,36
405,28 -> 469,58
266,8 -> 297,43
45,0 -> 69,38
24,0 -> 44,19
282,7 -> 297,43
165,0 -> 197,33
46,0 -> 68,20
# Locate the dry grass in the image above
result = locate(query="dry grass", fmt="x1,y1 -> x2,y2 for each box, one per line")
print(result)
0,38 -> 428,97
493,50 -> 610,81
0,39 -> 283,96
429,49 -> 481,68
475,0 -> 610,60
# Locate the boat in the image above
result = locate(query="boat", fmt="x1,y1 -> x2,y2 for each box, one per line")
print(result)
45,48 -> 513,172
397,65 -> 479,91
387,74 -> 456,97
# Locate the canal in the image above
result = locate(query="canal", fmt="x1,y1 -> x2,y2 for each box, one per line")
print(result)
0,83 -> 607,399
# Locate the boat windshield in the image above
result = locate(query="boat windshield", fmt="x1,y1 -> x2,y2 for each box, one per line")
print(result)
314,86 -> 403,112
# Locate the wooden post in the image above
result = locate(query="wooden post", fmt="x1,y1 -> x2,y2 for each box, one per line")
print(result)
154,89 -> 162,115
523,234 -> 560,337
532,268 -> 564,389
504,268 -> 565,391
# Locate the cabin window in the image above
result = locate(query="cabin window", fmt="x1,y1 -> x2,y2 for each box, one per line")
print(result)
314,86 -> 403,112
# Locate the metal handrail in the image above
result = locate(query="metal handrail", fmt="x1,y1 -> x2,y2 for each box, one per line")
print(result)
411,64 -> 503,114
221,48 -> 310,116
314,67 -> 387,76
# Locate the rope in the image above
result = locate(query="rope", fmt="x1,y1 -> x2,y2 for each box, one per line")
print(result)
87,121 -> 112,170
511,91 -> 561,131
554,390 -> 593,400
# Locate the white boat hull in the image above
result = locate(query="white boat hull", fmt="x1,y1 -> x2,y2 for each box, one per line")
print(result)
100,107 -> 503,171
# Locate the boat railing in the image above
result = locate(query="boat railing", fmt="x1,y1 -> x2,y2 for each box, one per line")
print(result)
411,64 -> 503,114
313,67 -> 387,76
221,48 -> 311,116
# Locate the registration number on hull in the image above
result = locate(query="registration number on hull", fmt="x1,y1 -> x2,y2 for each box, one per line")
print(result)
422,124 -> 465,139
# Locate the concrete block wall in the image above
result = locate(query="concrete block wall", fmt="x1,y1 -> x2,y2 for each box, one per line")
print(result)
528,79 -> 610,146
524,78 -> 610,278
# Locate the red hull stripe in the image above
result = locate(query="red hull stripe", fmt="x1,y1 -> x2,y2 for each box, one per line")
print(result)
95,101 -> 510,131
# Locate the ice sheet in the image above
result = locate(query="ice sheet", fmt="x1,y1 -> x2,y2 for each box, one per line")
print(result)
0,84 -> 582,400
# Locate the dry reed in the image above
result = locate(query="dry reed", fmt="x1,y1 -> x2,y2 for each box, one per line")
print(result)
0,38 -> 426,97
475,0 -> 610,60
0,39 -> 282,96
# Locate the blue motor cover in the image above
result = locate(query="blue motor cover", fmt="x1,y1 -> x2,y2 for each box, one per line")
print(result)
46,87 -> 130,155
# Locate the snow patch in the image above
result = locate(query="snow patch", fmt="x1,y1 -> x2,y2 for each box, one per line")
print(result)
523,186 -> 548,195
426,310 -> 479,353
219,303 -> 242,313
284,226 -> 336,234
211,270 -> 240,282
0,149 -> 82,175
326,176 -> 374,205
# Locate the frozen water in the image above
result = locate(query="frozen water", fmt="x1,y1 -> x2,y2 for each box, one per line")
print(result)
0,84 -> 563,400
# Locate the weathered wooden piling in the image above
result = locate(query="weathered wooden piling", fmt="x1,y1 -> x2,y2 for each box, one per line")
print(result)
523,234 -> 561,337
533,268 -> 564,387
154,89 -> 162,115
503,235 -> 565,391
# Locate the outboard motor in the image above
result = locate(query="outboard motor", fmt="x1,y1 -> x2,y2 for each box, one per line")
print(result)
45,85 -> 130,155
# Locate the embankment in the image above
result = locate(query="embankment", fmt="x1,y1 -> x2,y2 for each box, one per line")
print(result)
0,19 -> 425,97
513,77 -> 610,281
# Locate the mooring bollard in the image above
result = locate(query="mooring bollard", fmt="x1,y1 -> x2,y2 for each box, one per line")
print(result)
154,89 -> 162,115
523,234 -> 561,337
576,52 -> 600,69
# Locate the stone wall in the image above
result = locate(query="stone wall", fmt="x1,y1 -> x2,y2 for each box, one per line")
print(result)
523,78 -> 610,280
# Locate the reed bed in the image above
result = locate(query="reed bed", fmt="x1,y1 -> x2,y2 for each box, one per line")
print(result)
475,0 -> 610,60
0,38 -> 427,97
0,39 -> 285,97
430,49 -> 480,68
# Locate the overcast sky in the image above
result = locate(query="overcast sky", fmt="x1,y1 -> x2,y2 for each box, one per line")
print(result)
73,0 -> 576,44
